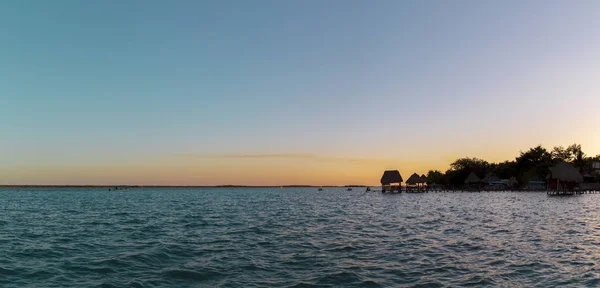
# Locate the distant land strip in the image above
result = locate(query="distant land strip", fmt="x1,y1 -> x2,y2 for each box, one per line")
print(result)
0,185 -> 367,188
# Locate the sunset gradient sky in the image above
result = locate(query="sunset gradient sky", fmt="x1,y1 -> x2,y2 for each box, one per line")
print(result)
2,1 -> 599,185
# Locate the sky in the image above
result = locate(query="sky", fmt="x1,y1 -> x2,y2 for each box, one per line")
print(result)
1,0 -> 599,186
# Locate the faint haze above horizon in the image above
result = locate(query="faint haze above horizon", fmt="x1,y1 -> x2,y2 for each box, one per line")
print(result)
1,1 -> 599,186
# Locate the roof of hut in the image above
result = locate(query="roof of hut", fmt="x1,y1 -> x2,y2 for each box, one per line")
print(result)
482,172 -> 500,183
464,172 -> 481,184
406,173 -> 422,185
547,162 -> 584,183
420,174 -> 428,183
380,170 -> 403,185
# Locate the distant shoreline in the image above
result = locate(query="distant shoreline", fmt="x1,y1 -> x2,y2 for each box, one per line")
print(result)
0,185 -> 368,189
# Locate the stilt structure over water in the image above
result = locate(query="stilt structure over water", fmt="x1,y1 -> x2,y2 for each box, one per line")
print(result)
420,174 -> 428,190
406,173 -> 426,192
464,172 -> 482,191
381,170 -> 403,193
546,162 -> 583,195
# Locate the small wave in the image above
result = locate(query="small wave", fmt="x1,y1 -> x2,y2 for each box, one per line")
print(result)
422,219 -> 440,226
93,257 -> 130,268
24,269 -> 56,280
443,228 -> 461,235
183,221 -> 209,228
0,266 -> 18,276
314,271 -> 363,286
128,281 -> 144,288
287,282 -> 320,287
161,268 -> 224,281
325,245 -> 359,252
584,278 -> 600,286
361,280 -> 383,288
461,275 -> 496,286
485,259 -> 507,266
410,280 -> 444,288
95,283 -> 122,288
62,262 -> 118,275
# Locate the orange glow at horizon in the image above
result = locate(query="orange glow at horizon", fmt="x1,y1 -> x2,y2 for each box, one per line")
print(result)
2,139 -> 598,186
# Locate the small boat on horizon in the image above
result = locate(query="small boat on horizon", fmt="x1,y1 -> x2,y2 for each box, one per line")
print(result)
347,187 -> 352,191
318,187 -> 323,191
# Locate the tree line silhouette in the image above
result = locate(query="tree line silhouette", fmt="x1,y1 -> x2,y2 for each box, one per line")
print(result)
426,144 -> 599,186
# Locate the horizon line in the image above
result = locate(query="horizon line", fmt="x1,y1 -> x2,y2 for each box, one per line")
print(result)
0,184 -> 370,188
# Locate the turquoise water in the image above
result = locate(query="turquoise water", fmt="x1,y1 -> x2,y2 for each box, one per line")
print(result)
2,188 -> 600,287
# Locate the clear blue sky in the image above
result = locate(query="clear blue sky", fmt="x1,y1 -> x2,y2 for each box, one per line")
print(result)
2,1 -> 599,185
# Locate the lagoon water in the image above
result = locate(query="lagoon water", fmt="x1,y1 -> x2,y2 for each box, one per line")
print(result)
2,188 -> 600,287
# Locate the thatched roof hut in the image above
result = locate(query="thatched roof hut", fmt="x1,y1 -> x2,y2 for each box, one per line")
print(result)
547,162 -> 583,183
406,173 -> 422,185
380,170 -> 403,185
482,173 -> 500,183
420,174 -> 428,183
464,172 -> 481,184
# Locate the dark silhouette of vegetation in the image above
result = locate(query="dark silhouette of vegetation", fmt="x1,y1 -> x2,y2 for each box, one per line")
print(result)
426,170 -> 444,184
492,161 -> 518,179
430,144 -> 598,186
442,157 -> 490,186
515,145 -> 553,182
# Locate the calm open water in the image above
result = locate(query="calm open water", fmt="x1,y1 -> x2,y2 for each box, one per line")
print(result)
2,188 -> 600,287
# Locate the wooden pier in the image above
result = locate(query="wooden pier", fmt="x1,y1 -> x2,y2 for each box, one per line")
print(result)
377,187 -> 600,194
546,190 -> 576,196
547,189 -> 600,196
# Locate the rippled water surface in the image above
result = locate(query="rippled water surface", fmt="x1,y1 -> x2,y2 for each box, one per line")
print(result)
2,188 -> 600,287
